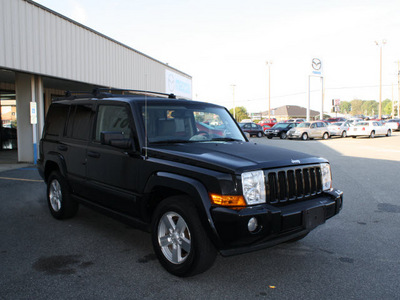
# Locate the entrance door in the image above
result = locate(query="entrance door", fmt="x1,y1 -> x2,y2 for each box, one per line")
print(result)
0,91 -> 17,151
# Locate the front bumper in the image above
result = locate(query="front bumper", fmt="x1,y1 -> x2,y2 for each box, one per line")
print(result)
287,131 -> 302,139
210,189 -> 343,256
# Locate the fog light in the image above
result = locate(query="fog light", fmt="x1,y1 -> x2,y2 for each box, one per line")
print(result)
248,217 -> 258,232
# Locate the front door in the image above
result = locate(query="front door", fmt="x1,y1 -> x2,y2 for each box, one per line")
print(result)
85,103 -> 140,216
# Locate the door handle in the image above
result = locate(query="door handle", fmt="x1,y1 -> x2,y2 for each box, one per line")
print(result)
87,151 -> 100,158
57,145 -> 68,151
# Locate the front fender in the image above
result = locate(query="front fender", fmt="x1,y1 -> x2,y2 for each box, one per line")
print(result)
144,171 -> 223,248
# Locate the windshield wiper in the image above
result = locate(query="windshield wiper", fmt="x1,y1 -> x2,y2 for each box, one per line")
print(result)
209,137 -> 243,142
150,139 -> 194,144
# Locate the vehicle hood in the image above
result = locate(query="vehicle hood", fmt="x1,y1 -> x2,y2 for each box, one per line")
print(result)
146,141 -> 327,174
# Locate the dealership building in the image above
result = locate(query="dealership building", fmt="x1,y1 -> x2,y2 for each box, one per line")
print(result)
0,0 -> 192,164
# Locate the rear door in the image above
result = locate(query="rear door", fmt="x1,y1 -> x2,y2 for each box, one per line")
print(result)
61,103 -> 94,194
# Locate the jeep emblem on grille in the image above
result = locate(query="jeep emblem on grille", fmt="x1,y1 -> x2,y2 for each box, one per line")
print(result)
291,159 -> 301,164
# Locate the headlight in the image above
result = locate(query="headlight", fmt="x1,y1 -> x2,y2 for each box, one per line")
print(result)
320,163 -> 332,191
241,170 -> 266,205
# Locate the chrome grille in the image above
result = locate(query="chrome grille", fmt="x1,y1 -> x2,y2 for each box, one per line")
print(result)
265,165 -> 322,204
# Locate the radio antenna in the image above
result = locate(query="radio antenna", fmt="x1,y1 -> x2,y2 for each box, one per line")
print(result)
144,74 -> 148,159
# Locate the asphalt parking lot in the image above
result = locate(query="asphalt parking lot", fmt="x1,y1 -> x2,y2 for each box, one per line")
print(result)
1,132 -> 399,299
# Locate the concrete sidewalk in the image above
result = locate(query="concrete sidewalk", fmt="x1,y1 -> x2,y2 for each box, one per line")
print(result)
0,150 -> 34,173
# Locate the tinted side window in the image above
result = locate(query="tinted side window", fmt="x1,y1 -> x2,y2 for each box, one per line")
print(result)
95,105 -> 132,141
44,104 -> 69,137
66,104 -> 93,140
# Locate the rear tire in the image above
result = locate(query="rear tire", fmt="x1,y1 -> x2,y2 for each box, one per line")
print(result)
257,132 -> 263,138
47,171 -> 79,219
370,131 -> 375,138
386,130 -> 391,137
280,132 -> 287,139
151,196 -> 217,277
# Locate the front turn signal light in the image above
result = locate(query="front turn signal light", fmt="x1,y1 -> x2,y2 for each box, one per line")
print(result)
209,193 -> 246,207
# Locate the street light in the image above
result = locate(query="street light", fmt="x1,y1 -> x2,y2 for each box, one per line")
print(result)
375,39 -> 387,119
266,61 -> 273,121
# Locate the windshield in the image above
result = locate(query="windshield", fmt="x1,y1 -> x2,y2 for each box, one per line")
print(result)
297,122 -> 311,128
140,104 -> 246,144
272,123 -> 289,129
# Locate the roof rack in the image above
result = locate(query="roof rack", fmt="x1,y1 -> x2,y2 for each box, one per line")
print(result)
92,88 -> 177,99
53,88 -> 178,102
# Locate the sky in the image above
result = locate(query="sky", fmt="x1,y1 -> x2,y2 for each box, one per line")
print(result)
34,0 -> 400,114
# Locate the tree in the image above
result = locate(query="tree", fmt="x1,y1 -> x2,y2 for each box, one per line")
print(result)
350,99 -> 363,116
361,100 -> 378,116
229,106 -> 249,122
382,99 -> 392,116
339,101 -> 351,114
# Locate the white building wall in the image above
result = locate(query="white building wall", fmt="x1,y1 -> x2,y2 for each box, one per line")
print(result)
0,0 -> 191,95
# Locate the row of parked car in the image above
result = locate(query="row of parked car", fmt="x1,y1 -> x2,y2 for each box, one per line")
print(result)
239,118 -> 400,140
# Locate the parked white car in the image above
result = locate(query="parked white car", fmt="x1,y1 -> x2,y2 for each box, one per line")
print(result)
384,119 -> 400,131
328,122 -> 349,138
347,121 -> 391,138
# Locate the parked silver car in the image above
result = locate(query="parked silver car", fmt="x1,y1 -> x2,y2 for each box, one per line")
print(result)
328,122 -> 349,138
287,121 -> 330,140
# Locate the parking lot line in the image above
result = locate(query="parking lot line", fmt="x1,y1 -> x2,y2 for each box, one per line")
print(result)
0,176 -> 43,183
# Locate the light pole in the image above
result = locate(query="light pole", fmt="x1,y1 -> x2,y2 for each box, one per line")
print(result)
396,60 -> 400,118
266,61 -> 273,121
375,39 -> 387,119
230,84 -> 236,120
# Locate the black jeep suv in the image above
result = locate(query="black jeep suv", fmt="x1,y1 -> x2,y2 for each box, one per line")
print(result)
38,89 -> 343,277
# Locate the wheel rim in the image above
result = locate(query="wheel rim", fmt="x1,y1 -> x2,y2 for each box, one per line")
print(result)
342,131 -> 347,137
281,133 -> 286,139
323,133 -> 328,139
158,212 -> 191,264
49,179 -> 62,212
302,133 -> 307,140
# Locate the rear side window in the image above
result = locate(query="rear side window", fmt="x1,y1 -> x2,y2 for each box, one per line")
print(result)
95,105 -> 132,141
65,104 -> 93,140
44,104 -> 69,137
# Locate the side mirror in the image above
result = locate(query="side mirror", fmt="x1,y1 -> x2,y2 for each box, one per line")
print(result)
100,131 -> 133,150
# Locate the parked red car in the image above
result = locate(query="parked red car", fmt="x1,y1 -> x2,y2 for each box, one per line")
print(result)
258,118 -> 277,128
327,117 -> 346,123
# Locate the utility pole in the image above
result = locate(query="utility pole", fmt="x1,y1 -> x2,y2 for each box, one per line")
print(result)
375,39 -> 387,119
266,61 -> 273,121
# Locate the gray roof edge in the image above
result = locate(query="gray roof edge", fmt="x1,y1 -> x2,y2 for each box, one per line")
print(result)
26,0 -> 191,78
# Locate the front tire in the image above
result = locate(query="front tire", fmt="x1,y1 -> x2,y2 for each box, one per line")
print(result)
322,132 -> 329,140
151,196 -> 217,277
47,171 -> 79,219
387,130 -> 391,137
341,131 -> 347,138
301,133 -> 308,140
